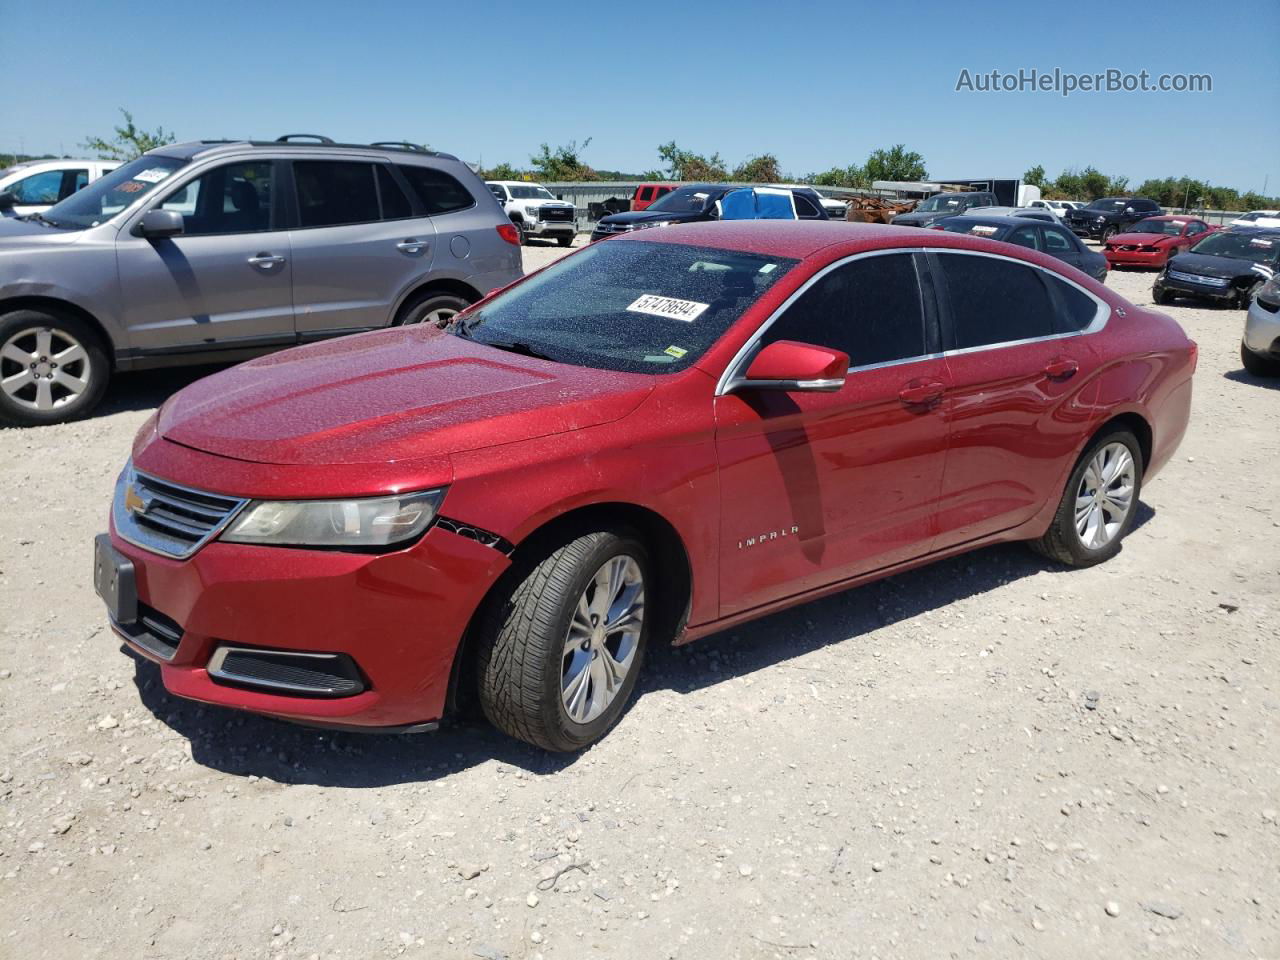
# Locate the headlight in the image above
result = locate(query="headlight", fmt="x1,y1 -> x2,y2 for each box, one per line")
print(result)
1096,215 -> 1106,222
524,204 -> 540,215
221,489 -> 446,549
633,220 -> 671,230
1259,274 -> 1280,304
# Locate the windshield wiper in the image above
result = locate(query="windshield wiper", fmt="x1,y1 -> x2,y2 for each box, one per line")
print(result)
483,340 -> 558,362
21,212 -> 68,229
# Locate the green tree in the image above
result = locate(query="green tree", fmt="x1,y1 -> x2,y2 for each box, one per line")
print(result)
862,144 -> 926,183
82,108 -> 174,161
805,165 -> 869,188
1023,164 -> 1048,188
530,139 -> 597,181
656,142 -> 728,182
732,154 -> 782,183
481,161 -> 523,181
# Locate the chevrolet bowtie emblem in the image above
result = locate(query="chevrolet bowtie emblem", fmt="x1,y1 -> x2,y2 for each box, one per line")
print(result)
124,484 -> 151,516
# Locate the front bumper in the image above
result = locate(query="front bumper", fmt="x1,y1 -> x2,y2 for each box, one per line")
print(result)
1154,271 -> 1236,302
1244,297 -> 1280,355
1105,247 -> 1170,268
522,219 -> 575,238
1068,221 -> 1106,238
101,519 -> 511,729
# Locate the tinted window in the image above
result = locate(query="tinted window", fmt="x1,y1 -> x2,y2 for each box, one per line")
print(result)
1042,227 -> 1076,252
1045,275 -> 1098,332
488,184 -> 506,201
1133,199 -> 1157,211
938,254 -> 1054,349
1186,222 -> 1206,235
7,169 -> 64,204
396,165 -> 474,215
1006,224 -> 1041,250
638,187 -> 654,201
160,161 -> 273,235
377,166 -> 412,220
794,194 -> 821,218
294,161 -> 378,228
761,254 -> 926,367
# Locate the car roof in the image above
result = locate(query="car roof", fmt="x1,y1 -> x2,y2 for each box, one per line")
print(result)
149,139 -> 460,163
945,214 -> 1052,227
1225,226 -> 1280,237
488,180 -> 549,187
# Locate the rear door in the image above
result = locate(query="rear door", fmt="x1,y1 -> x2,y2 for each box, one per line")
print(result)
929,251 -> 1106,549
114,159 -> 295,354
714,252 -> 951,616
1040,223 -> 1088,271
288,159 -> 436,337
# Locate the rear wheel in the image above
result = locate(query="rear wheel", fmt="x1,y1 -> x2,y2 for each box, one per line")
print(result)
0,309 -> 109,427
1031,428 -> 1143,567
475,530 -> 650,751
1241,341 -> 1280,377
394,291 -> 471,329
557,234 -> 575,248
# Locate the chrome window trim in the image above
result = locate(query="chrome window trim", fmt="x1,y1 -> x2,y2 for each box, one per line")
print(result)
715,246 -> 1111,396
111,464 -> 250,560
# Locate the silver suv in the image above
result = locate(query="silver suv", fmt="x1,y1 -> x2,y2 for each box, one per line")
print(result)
0,135 -> 523,426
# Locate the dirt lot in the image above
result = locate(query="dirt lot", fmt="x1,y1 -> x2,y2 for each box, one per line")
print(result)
1,236 -> 1277,960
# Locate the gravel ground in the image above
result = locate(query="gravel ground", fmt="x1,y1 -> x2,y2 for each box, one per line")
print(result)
1,236 -> 1277,960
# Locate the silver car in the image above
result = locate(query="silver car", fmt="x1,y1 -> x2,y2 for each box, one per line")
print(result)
1242,274 -> 1280,377
0,136 -> 523,426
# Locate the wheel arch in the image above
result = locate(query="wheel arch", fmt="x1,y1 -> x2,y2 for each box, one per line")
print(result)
391,277 -> 484,324
1094,409 -> 1153,470
0,296 -> 116,367
444,500 -> 694,716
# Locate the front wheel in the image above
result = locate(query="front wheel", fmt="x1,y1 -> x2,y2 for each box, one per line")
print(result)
1153,286 -> 1174,306
475,530 -> 651,751
1239,280 -> 1263,310
0,309 -> 110,427
1101,226 -> 1117,242
1030,429 -> 1144,567
1241,341 -> 1280,377
557,234 -> 575,248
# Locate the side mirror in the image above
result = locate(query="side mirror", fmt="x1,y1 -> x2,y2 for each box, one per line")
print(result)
136,209 -> 184,238
0,191 -> 16,213
732,340 -> 849,393
1124,207 -> 1135,215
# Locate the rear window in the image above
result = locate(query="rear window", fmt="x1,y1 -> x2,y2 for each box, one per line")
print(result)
397,165 -> 475,215
938,253 -> 1055,348
452,240 -> 797,373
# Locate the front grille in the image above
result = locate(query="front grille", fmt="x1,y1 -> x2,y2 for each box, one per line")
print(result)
1168,270 -> 1228,287
114,603 -> 184,660
113,466 -> 248,559
540,205 -> 574,222
208,647 -> 365,698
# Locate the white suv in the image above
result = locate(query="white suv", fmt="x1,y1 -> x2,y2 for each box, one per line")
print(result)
486,181 -> 577,246
0,159 -> 118,217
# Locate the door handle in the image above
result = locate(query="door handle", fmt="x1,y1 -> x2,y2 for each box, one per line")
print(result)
898,379 -> 945,406
396,238 -> 429,254
1043,357 -> 1079,380
247,253 -> 286,269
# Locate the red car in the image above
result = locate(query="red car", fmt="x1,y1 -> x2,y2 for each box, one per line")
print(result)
96,222 -> 1196,751
1104,215 -> 1216,269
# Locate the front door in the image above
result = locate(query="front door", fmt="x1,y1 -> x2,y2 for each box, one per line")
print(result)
715,252 -> 951,617
115,160 -> 294,354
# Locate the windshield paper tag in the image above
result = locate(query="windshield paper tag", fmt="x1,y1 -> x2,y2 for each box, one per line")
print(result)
1249,239 -> 1273,247
133,168 -> 172,184
627,295 -> 709,323
664,345 -> 688,358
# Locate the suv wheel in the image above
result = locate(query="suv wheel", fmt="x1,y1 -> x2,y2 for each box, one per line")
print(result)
1241,341 -> 1280,377
1153,286 -> 1174,306
394,291 -> 471,328
475,530 -> 650,751
0,309 -> 109,427
557,234 -> 575,248
1239,280 -> 1263,310
1101,226 -> 1118,242
1031,428 -> 1143,567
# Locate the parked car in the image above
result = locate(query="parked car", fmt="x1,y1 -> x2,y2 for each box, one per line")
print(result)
777,184 -> 848,218
1154,228 -> 1280,308
1242,273 -> 1280,376
96,220 -> 1194,751
0,159 -> 118,217
1230,210 -> 1280,229
967,205 -> 1061,223
890,191 -> 1000,228
0,136 -> 522,426
1064,197 -> 1163,241
486,180 -> 577,246
933,215 -> 1108,282
591,183 -> 829,241
631,183 -> 677,211
1029,199 -> 1074,217
1103,216 -> 1215,269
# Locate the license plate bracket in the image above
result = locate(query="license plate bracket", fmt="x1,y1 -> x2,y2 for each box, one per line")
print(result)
94,534 -> 138,625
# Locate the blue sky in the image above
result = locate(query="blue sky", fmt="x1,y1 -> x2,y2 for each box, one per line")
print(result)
3,0 -> 1277,194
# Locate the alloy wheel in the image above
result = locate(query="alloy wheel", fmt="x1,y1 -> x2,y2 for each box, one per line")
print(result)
405,306 -> 459,327
561,555 -> 645,725
1074,442 -> 1136,550
0,327 -> 92,413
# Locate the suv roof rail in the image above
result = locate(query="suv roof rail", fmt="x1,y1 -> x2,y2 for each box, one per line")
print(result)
276,134 -> 335,144
370,141 -> 427,152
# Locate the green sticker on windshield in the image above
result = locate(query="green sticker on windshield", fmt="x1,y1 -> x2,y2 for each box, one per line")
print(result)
664,345 -> 688,358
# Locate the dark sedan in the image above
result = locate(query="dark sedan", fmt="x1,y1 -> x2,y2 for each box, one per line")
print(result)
591,183 -> 828,241
933,216 -> 1109,282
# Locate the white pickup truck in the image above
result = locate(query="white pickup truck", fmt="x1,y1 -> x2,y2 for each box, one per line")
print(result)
486,181 -> 577,246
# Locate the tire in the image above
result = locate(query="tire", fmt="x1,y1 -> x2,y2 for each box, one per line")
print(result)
1153,286 -> 1174,306
475,530 -> 651,751
510,219 -> 527,246
1239,280 -> 1263,310
0,309 -> 110,427
557,234 -> 575,248
1101,226 -> 1117,242
1241,341 -> 1280,377
1030,428 -> 1144,568
393,291 -> 471,329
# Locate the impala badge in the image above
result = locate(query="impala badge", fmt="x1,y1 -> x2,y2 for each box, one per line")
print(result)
738,525 -> 799,549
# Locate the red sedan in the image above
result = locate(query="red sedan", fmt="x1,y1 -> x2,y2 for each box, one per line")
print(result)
96,222 -> 1196,751
1104,215 -> 1216,269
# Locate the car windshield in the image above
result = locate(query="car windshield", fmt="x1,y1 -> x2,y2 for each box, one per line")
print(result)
915,194 -> 968,213
1128,219 -> 1183,236
41,155 -> 187,228
509,185 -> 555,200
1190,231 -> 1280,264
935,218 -> 1005,238
647,186 -> 718,214
451,240 -> 797,373
1085,198 -> 1127,212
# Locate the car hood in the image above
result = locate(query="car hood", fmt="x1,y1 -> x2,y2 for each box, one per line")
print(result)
1166,251 -> 1270,280
1109,231 -> 1176,245
892,210 -> 954,226
0,216 -> 85,248
599,210 -> 702,226
158,328 -> 655,466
